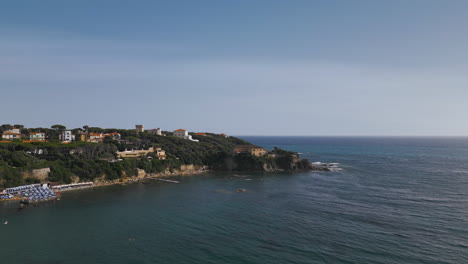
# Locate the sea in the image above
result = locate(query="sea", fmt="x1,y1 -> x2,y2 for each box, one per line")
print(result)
1,136 -> 467,264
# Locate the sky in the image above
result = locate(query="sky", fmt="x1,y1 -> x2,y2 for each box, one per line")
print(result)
1,0 -> 468,136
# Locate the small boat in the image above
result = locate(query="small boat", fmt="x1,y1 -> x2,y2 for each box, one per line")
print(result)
3,221 -> 8,225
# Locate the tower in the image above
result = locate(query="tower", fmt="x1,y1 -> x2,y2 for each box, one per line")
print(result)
135,125 -> 144,135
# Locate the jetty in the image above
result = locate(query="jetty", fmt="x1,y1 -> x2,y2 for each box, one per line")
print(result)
52,182 -> 94,192
149,178 -> 179,184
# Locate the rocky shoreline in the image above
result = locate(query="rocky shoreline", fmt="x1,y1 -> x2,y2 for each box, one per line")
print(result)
1,161 -> 339,204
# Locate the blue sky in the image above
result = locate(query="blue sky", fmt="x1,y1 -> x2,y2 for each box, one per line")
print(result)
1,0 -> 468,135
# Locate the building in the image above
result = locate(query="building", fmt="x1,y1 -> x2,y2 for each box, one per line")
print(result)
155,148 -> 166,160
234,145 -> 268,157
88,133 -> 103,143
195,133 -> 206,136
135,125 -> 144,134
1,129 -> 22,140
105,132 -> 121,140
117,147 -> 166,159
173,129 -> 199,142
78,131 -> 87,142
29,132 -> 46,141
148,128 -> 162,135
87,132 -> 121,143
173,129 -> 188,138
60,130 -> 75,143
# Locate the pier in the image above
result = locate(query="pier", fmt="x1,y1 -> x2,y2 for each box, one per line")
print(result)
149,178 -> 179,184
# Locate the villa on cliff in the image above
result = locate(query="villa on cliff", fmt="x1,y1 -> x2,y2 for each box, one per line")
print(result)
234,145 -> 268,157
173,129 -> 199,142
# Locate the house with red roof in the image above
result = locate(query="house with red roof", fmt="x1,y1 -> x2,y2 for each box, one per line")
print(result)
1,129 -> 22,140
173,129 -> 199,142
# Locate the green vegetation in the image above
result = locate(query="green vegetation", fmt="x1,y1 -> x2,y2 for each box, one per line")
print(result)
0,126 -> 311,188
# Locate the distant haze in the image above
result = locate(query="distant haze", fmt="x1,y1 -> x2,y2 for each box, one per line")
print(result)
1,1 -> 468,136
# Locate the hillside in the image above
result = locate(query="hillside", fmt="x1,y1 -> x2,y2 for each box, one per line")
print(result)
0,129 -> 320,188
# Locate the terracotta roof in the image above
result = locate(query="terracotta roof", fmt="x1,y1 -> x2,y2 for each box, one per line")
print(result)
29,132 -> 45,135
175,129 -> 187,131
195,133 -> 206,136
89,133 -> 102,137
2,132 -> 21,135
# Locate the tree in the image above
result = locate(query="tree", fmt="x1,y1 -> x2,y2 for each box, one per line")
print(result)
103,136 -> 115,144
1,124 -> 12,131
51,124 -> 66,130
13,124 -> 24,129
88,127 -> 103,133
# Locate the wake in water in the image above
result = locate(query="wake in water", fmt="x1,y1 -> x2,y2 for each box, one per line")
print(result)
311,161 -> 342,171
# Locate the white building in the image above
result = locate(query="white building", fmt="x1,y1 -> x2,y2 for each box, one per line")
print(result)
148,128 -> 162,135
60,130 -> 75,143
29,132 -> 46,141
1,129 -> 21,140
173,129 -> 199,142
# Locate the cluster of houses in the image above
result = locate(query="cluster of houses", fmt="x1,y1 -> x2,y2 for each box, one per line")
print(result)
1,129 -> 55,143
1,125 -> 228,144
135,124 -> 228,142
0,126 -> 278,187
0,128 -> 122,144
1,125 -> 247,160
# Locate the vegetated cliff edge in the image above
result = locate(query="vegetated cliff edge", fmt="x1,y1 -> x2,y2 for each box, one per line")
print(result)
210,147 -> 329,172
0,131 -> 324,188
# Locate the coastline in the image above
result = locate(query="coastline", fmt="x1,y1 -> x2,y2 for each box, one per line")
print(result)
1,164 -> 336,203
0,169 -> 209,203
49,169 -> 209,193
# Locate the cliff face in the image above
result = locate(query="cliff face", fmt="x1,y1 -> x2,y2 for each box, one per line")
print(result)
22,168 -> 51,182
211,152 -> 329,172
94,164 -> 205,184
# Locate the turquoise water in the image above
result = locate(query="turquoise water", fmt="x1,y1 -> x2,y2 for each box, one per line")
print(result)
1,137 -> 468,263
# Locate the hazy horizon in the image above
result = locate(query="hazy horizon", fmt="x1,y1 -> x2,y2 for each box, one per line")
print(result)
1,1 -> 468,136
